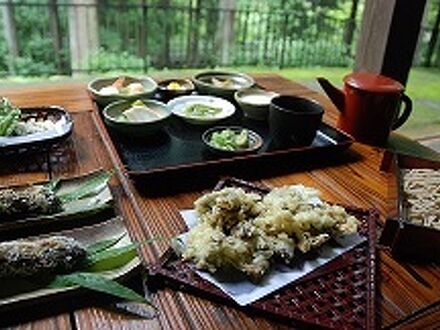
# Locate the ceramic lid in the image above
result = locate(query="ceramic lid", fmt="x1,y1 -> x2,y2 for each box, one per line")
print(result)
343,71 -> 404,93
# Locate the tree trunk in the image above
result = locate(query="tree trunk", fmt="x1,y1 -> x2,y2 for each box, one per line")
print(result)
68,0 -> 99,74
343,0 -> 359,57
48,0 -> 68,74
138,0 -> 148,72
186,0 -> 194,64
160,0 -> 171,68
425,0 -> 440,67
190,0 -> 202,67
436,36 -> 440,67
216,0 -> 235,66
1,0 -> 19,75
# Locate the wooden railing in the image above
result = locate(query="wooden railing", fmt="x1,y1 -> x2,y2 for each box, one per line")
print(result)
0,0 -> 438,76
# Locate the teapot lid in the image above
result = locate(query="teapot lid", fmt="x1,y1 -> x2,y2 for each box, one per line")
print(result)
344,71 -> 404,93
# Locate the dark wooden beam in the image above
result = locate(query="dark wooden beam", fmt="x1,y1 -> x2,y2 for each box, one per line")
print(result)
355,0 -> 427,85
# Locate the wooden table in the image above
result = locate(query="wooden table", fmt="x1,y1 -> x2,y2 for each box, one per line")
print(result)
1,74 -> 439,329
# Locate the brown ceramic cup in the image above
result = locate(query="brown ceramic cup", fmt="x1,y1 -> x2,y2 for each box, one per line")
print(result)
269,95 -> 324,147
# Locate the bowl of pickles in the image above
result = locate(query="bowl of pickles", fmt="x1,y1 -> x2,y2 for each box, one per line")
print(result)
202,126 -> 263,155
157,78 -> 195,101
168,95 -> 236,125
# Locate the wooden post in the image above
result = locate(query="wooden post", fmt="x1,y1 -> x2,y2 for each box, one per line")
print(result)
68,0 -> 99,74
217,0 -> 235,66
355,0 -> 427,85
1,0 -> 19,75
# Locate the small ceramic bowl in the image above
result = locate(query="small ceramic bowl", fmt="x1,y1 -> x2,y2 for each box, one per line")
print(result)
202,126 -> 263,155
157,78 -> 195,101
103,99 -> 170,137
168,95 -> 236,125
235,88 -> 279,121
192,71 -> 254,100
88,76 -> 157,106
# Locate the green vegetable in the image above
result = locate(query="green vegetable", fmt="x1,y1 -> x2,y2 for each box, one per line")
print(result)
57,171 -> 113,203
0,97 -> 21,136
49,272 -> 152,306
131,100 -> 146,107
210,129 -> 250,151
184,103 -> 222,118
45,178 -> 61,192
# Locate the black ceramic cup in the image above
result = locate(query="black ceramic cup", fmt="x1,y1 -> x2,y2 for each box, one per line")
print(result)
269,95 -> 324,147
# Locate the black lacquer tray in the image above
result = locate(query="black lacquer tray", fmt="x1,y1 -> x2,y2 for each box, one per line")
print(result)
94,91 -> 353,185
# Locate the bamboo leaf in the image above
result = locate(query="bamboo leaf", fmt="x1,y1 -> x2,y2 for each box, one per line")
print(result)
48,272 -> 152,305
86,243 -> 139,272
85,237 -> 166,272
45,178 -> 61,192
57,171 -> 113,203
86,233 -> 127,256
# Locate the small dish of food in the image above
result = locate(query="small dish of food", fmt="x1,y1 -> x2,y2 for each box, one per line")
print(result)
0,98 -> 73,153
235,88 -> 279,121
0,216 -> 142,313
202,126 -> 263,155
168,95 -> 235,125
192,71 -> 254,100
88,75 -> 157,105
157,78 -> 195,101
380,153 -> 440,261
0,170 -> 113,236
103,99 -> 171,137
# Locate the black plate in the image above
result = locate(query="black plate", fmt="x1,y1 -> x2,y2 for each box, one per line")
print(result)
0,106 -> 73,154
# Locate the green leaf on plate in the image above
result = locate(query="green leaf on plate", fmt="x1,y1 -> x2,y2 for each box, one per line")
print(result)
86,233 -> 127,256
85,237 -> 166,272
57,170 -> 113,203
48,272 -> 152,305
86,243 -> 139,272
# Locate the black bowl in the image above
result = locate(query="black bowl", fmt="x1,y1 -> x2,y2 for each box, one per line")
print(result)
269,95 -> 324,147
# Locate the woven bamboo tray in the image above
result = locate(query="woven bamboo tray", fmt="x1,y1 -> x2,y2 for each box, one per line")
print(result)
149,177 -> 378,329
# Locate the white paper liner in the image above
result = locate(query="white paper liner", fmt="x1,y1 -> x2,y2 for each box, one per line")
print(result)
178,209 -> 365,306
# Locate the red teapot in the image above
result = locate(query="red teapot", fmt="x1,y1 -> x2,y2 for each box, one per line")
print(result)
317,72 -> 412,146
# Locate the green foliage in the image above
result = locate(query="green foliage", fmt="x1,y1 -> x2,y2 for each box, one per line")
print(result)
0,0 -> 438,76
11,56 -> 56,76
88,49 -> 146,72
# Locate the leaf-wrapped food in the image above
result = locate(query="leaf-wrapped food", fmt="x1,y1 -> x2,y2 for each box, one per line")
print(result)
0,236 -> 86,278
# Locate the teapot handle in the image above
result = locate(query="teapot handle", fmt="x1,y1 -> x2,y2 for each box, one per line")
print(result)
392,93 -> 412,130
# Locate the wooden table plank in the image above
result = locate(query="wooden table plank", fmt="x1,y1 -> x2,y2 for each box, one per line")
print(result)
0,82 -> 92,113
6,315 -> 72,330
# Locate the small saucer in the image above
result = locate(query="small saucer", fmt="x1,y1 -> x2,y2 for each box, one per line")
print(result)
202,126 -> 263,155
